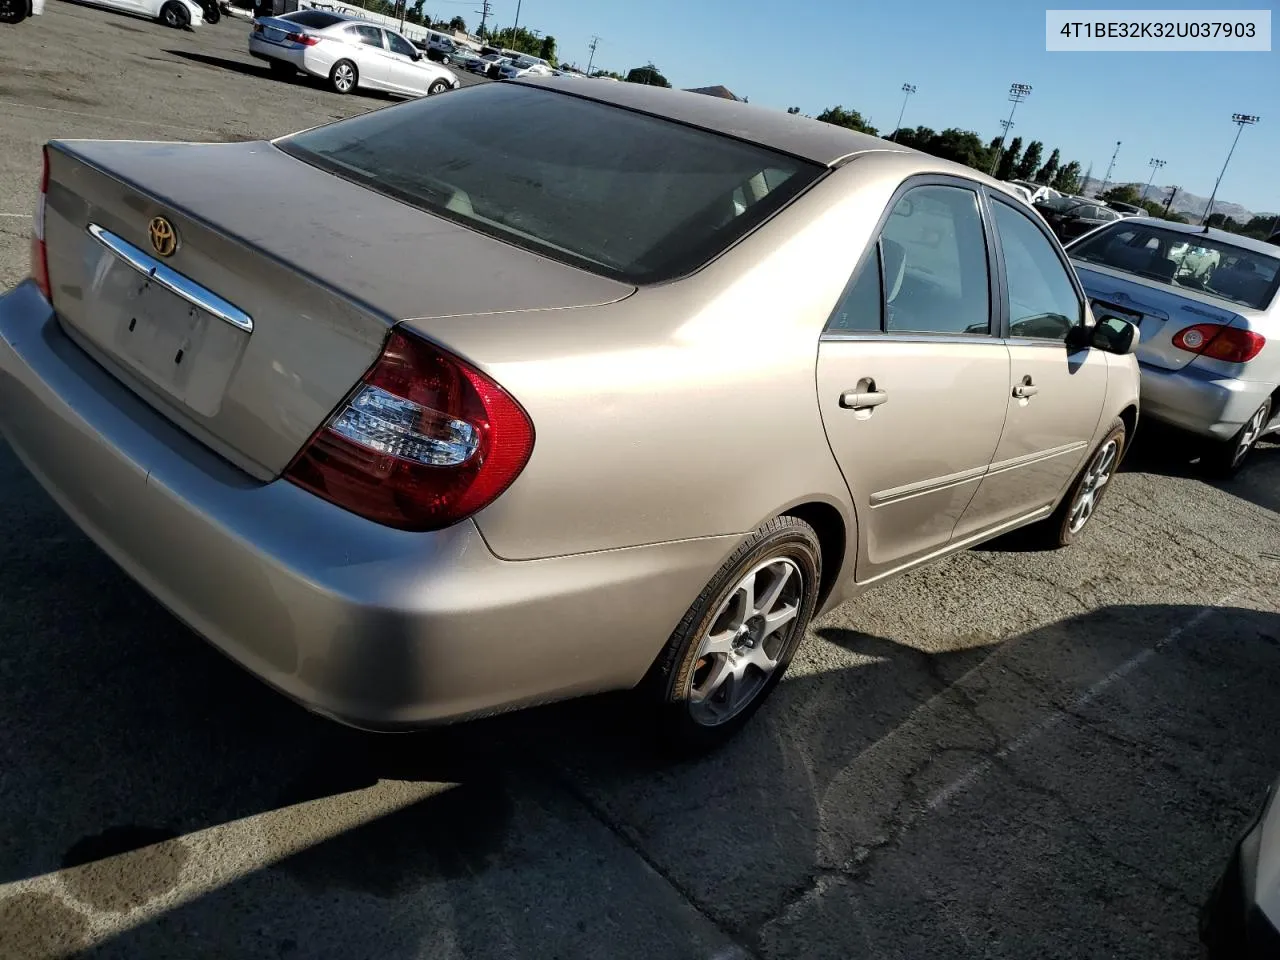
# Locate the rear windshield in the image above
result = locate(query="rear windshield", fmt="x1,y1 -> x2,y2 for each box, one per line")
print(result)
276,83 -> 822,284
279,9 -> 345,27
1069,222 -> 1280,310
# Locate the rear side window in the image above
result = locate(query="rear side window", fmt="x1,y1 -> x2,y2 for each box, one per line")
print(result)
280,10 -> 344,27
277,83 -> 822,284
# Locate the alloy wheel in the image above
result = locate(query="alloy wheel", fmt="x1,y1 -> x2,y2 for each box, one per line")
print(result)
687,557 -> 803,727
1069,438 -> 1118,534
1232,403 -> 1269,467
334,64 -> 355,91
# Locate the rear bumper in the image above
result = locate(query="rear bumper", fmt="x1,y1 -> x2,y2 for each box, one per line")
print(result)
248,37 -> 324,75
1201,779 -> 1280,959
0,282 -> 732,729
1138,359 -> 1272,441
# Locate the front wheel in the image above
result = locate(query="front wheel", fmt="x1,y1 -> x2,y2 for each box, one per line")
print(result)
158,0 -> 190,27
1027,418 -> 1126,549
426,78 -> 451,95
1202,398 -> 1271,479
329,59 -> 358,94
648,516 -> 821,754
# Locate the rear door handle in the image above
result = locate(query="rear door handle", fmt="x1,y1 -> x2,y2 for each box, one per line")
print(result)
840,389 -> 889,410
1013,376 -> 1039,399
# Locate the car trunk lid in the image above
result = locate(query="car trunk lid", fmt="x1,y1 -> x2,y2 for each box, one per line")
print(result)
1072,262 -> 1247,372
41,138 -> 633,480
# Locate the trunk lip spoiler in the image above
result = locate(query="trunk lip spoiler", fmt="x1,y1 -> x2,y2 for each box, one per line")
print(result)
87,223 -> 254,334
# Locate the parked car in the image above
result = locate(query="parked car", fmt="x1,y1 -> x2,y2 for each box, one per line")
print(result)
1035,196 -> 1125,242
52,0 -> 202,27
1,79 -> 1140,752
1009,180 -> 1061,205
1067,219 -> 1280,475
250,9 -> 460,96
1201,775 -> 1280,958
0,0 -> 44,23
1103,200 -> 1145,217
499,59 -> 553,79
468,53 -> 506,75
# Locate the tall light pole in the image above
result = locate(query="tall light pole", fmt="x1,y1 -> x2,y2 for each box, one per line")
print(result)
890,84 -> 916,142
1140,158 -> 1166,201
1101,140 -> 1121,194
510,0 -> 523,40
988,83 -> 1031,176
1201,113 -> 1260,226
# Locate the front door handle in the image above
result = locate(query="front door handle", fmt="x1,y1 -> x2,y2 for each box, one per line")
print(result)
1012,376 -> 1039,399
840,389 -> 889,410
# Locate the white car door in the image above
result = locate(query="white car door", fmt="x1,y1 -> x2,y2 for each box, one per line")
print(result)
344,24 -> 390,90
382,30 -> 435,95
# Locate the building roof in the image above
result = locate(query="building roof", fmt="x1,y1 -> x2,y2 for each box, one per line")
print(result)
515,76 -> 893,166
684,85 -> 742,102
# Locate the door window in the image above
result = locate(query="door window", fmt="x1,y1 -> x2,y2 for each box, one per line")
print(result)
992,200 -> 1083,342
386,32 -> 417,57
879,185 -> 991,335
350,25 -> 384,48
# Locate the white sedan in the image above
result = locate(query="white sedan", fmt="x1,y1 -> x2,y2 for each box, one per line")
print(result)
250,9 -> 461,97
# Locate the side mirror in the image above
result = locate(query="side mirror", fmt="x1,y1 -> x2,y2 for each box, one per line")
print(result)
1092,315 -> 1139,355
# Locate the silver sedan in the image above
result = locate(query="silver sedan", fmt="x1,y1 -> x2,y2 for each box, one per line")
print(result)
1068,220 -> 1280,475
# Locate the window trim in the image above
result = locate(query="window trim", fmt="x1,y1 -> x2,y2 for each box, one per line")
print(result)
985,190 -> 1089,347
821,173 -> 1001,342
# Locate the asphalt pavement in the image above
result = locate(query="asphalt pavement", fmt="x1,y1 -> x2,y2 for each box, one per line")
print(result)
2,8 -> 1280,959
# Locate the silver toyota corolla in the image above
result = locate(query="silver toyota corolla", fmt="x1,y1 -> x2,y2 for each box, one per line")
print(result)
1067,220 -> 1280,476
0,80 -> 1140,751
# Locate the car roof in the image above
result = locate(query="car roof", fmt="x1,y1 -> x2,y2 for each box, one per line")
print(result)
510,76 -> 969,170
1110,217 -> 1280,255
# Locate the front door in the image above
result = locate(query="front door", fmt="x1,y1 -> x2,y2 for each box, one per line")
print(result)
383,30 -> 428,94
816,181 -> 1011,582
956,194 -> 1109,538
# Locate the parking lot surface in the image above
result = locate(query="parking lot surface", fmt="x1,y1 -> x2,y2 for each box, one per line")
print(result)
3,7 -> 1280,959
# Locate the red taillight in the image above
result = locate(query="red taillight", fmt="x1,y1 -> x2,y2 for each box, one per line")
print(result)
285,31 -> 320,45
1171,323 -> 1266,363
30,145 -> 50,301
284,328 -> 535,531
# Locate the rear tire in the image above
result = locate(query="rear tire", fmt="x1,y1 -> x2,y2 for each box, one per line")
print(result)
329,59 -> 358,94
1202,398 -> 1271,479
158,1 -> 189,27
1025,418 -> 1125,549
647,516 -> 821,755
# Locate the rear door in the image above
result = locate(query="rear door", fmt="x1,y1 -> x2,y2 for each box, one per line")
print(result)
816,178 -> 1010,582
956,193 -> 1108,536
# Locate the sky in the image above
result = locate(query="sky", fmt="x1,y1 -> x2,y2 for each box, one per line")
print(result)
443,0 -> 1278,216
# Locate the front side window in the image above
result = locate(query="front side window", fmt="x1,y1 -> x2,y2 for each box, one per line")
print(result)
992,200 -> 1082,341
878,185 -> 991,335
386,32 -> 416,57
1070,223 -> 1280,310
350,25 -> 384,48
278,83 -> 823,284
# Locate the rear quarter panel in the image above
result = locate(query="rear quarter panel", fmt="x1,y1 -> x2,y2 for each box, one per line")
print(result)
409,153 -> 933,569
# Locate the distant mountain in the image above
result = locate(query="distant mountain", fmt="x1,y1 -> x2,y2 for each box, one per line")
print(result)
1080,178 -> 1275,224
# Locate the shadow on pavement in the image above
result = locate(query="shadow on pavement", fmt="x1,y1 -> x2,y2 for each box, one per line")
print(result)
3,444 -> 1280,958
1122,421 -> 1280,514
165,49 -> 403,101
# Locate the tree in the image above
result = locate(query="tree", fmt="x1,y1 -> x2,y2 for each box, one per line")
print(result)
1051,161 -> 1081,194
786,106 -> 801,115
448,14 -> 465,31
1013,141 -> 1043,180
927,128 -> 996,171
625,63 -> 670,86
1100,184 -> 1142,206
995,136 -> 1023,181
1034,148 -> 1060,185
593,69 -> 624,80
538,34 -> 557,65
892,126 -> 936,151
816,106 -> 877,135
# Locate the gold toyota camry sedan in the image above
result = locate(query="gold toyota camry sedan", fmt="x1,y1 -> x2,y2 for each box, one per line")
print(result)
0,78 -> 1140,751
